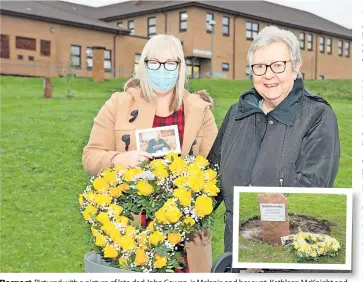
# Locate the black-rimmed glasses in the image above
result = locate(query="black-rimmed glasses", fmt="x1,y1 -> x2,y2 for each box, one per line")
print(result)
145,59 -> 180,71
250,60 -> 291,76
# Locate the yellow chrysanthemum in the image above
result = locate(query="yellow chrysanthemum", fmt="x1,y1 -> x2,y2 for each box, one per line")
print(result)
167,232 -> 182,245
165,152 -> 179,162
183,217 -> 196,226
154,254 -> 167,268
103,244 -> 118,258
173,187 -> 192,207
95,234 -> 107,246
195,155 -> 209,167
118,183 -> 130,192
108,204 -> 123,217
194,195 -> 213,218
114,165 -> 127,173
155,208 -> 169,224
84,192 -> 96,203
103,170 -> 117,185
136,180 -> 154,196
147,221 -> 155,231
91,225 -> 99,237
203,181 -> 220,196
204,169 -> 217,180
125,225 -> 137,238
115,215 -> 129,226
93,177 -> 109,192
149,231 -> 165,246
94,194 -> 112,207
79,194 -> 84,206
96,212 -> 110,225
174,176 -> 188,187
123,168 -> 143,182
137,232 -> 149,249
311,250 -> 317,257
154,166 -> 169,179
117,235 -> 136,251
109,187 -> 122,198
83,204 -> 97,221
188,175 -> 205,192
165,205 -> 182,223
135,249 -> 147,266
149,159 -> 164,169
118,257 -> 127,266
187,163 -> 204,177
169,157 -> 188,174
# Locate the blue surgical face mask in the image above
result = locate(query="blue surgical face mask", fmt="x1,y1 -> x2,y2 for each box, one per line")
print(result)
147,67 -> 179,93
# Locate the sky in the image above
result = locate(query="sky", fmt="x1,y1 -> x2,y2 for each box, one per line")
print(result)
63,0 -> 352,29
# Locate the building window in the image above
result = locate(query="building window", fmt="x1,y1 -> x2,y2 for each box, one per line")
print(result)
222,16 -> 230,36
86,47 -> 93,69
185,57 -> 200,79
338,40 -> 343,56
246,22 -> 259,40
0,34 -> 10,58
327,38 -> 332,55
180,11 -> 187,32
28,56 -> 34,61
148,17 -> 156,38
40,40 -> 51,56
318,75 -> 324,80
134,53 -> 141,74
301,72 -> 305,80
222,63 -> 229,72
206,13 -> 214,33
344,41 -> 350,58
319,36 -> 325,53
128,20 -> 134,34
16,36 -> 36,51
104,49 -> 112,72
299,32 -> 305,49
17,54 -> 23,60
70,45 -> 81,68
307,33 -> 313,51
245,66 -> 252,80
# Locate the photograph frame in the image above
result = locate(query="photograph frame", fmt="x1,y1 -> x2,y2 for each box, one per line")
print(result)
232,187 -> 353,271
135,125 -> 181,158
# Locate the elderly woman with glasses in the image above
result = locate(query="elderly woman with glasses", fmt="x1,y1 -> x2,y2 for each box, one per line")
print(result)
208,26 -> 340,253
82,34 -> 218,272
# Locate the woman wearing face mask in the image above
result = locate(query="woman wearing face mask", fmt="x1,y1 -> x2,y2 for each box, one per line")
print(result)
82,34 -> 218,272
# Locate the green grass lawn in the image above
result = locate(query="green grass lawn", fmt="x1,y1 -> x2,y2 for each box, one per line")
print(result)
238,193 -> 347,264
0,76 -> 351,272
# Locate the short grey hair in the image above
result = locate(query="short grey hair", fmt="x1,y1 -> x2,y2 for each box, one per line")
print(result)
247,26 -> 302,78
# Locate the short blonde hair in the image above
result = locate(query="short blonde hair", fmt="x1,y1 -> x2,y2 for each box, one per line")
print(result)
127,34 -> 186,110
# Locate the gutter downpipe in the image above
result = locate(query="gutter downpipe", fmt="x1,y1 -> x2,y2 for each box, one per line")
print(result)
113,30 -> 121,78
233,15 -> 238,80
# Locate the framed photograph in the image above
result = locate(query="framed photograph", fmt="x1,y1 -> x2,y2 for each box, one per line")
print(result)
135,125 -> 181,158
232,187 -> 353,271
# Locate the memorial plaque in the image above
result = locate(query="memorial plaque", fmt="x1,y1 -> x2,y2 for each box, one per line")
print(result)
258,193 -> 289,245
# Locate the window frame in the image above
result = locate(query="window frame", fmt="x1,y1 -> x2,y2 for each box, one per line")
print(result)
0,34 -> 10,59
104,49 -> 112,72
299,32 -> 305,50
246,22 -> 259,40
307,33 -> 313,51
179,11 -> 187,32
206,13 -> 214,33
338,40 -> 343,57
344,41 -> 350,58
128,20 -> 135,34
86,47 -> 93,70
319,36 -> 325,53
222,16 -> 230,36
327,38 -> 332,55
222,62 -> 230,72
70,44 -> 81,68
147,17 -> 156,39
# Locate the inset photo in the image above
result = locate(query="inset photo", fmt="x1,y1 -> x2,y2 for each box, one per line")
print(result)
232,187 -> 352,271
135,125 -> 181,157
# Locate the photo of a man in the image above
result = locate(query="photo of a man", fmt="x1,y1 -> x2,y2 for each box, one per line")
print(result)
146,131 -> 170,154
